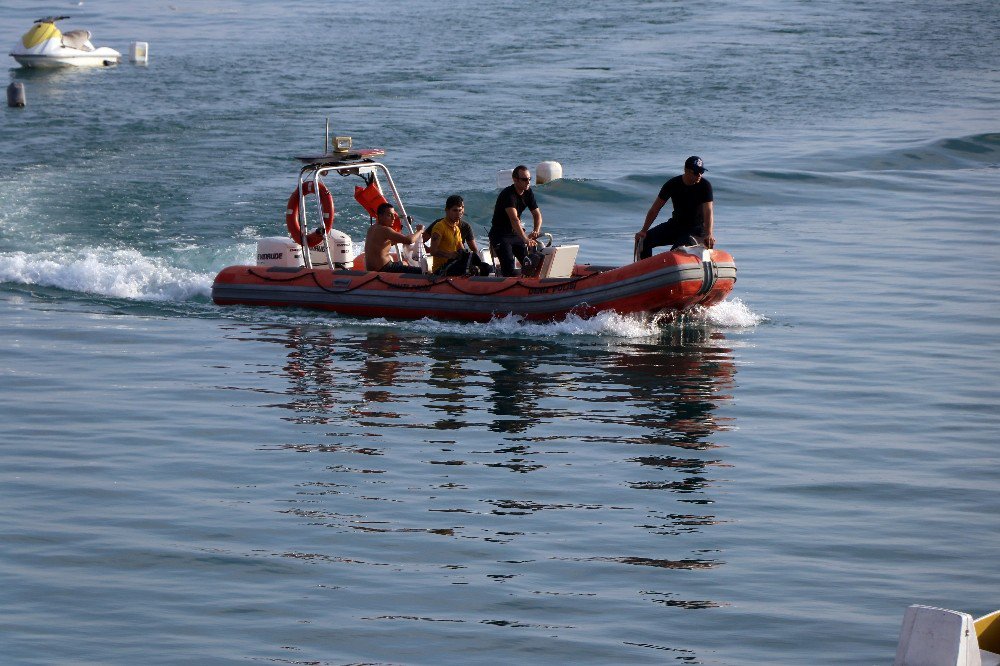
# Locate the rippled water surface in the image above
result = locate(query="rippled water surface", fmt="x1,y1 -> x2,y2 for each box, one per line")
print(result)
2,1 -> 998,664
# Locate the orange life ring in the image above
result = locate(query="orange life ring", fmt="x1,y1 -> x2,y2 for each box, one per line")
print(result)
286,180 -> 334,248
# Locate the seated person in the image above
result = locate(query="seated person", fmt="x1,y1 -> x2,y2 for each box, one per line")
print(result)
424,195 -> 492,276
364,203 -> 424,273
488,165 -> 542,277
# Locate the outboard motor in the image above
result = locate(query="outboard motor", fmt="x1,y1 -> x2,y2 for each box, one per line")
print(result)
256,237 -> 302,268
308,229 -> 353,269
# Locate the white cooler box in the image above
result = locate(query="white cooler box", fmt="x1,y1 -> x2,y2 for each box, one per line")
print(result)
537,245 -> 579,278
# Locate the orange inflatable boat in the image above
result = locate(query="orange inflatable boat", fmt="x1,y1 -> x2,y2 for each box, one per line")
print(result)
211,144 -> 736,322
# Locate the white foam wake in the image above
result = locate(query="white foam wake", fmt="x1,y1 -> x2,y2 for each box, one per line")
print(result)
314,309 -> 659,339
0,248 -> 214,301
701,297 -> 766,328
315,299 -> 765,339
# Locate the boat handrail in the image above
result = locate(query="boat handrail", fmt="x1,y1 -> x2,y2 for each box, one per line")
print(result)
300,169 -> 334,268
295,160 -> 425,270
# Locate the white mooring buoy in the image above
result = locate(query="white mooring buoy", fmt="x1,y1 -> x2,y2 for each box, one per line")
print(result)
536,160 -> 563,185
7,82 -> 26,108
130,42 -> 149,64
496,169 -> 513,188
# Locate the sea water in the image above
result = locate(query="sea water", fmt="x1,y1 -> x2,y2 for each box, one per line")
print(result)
1,1 -> 998,663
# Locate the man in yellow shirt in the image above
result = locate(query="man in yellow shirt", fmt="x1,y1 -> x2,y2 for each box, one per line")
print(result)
428,195 -> 466,273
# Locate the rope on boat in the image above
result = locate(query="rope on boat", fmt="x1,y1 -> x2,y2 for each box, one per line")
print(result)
247,267 -> 382,291
435,271 -> 601,296
247,267 -> 313,283
245,266 -> 604,297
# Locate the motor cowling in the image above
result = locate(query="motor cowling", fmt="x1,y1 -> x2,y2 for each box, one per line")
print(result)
308,229 -> 353,268
256,237 -> 302,268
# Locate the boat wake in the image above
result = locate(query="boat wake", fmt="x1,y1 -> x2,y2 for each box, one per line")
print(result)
360,310 -> 668,338
263,298 -> 764,339
700,297 -> 766,328
0,248 -> 213,301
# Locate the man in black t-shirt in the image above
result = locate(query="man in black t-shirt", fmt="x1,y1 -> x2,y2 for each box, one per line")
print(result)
488,165 -> 543,277
635,155 -> 715,259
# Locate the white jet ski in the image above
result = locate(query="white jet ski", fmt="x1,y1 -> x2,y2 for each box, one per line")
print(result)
10,16 -> 121,68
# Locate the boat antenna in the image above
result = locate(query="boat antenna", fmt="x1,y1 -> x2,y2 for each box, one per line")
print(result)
325,117 -> 330,154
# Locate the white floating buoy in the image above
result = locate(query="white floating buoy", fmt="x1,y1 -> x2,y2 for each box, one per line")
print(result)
130,41 -> 149,64
7,82 -> 26,108
496,169 -> 513,188
536,160 -> 563,185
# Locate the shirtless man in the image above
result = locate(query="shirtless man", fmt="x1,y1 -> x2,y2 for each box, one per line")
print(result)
364,203 -> 424,273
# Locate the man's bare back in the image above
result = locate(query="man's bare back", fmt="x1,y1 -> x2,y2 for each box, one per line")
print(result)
363,204 -> 424,272
365,224 -> 411,271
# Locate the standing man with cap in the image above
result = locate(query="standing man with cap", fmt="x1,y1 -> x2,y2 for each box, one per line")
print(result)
635,156 -> 714,258
489,165 -> 543,277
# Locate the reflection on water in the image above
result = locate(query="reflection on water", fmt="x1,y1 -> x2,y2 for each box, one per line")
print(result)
227,320 -> 738,654
251,324 -> 735,475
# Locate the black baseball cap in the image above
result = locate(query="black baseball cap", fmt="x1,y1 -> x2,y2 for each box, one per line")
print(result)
685,156 -> 706,173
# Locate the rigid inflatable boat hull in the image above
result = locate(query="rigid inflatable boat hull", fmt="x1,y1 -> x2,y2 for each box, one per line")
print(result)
212,250 -> 736,322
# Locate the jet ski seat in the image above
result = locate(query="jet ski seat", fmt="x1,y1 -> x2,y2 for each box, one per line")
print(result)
61,30 -> 94,51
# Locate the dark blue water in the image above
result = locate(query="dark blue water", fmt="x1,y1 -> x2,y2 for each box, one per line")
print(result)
2,1 -> 998,663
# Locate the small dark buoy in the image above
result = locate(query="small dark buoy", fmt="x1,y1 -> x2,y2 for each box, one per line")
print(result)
7,82 -> 26,108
